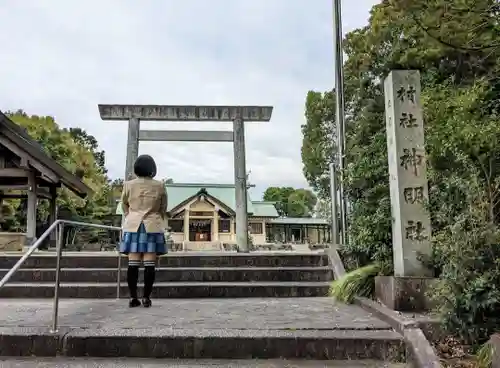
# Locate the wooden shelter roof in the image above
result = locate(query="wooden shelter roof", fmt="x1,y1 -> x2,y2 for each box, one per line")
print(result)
0,111 -> 92,198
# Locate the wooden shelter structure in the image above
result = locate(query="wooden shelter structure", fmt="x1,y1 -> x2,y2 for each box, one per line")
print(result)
0,111 -> 92,247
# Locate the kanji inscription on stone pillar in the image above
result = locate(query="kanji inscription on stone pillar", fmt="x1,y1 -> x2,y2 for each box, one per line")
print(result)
384,70 -> 432,277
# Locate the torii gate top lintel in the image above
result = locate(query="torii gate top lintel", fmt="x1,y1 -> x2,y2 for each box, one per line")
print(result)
98,104 -> 273,122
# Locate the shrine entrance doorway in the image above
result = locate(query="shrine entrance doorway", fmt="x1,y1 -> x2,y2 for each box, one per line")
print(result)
189,219 -> 212,242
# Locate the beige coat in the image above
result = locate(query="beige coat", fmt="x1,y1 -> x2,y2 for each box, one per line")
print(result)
120,178 -> 168,233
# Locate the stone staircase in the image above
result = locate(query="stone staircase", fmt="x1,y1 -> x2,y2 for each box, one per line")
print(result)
182,240 -> 224,251
0,252 -> 332,298
0,357 -> 410,367
0,252 -> 410,366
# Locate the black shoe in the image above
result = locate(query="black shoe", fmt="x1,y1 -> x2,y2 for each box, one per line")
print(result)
142,298 -> 152,308
129,298 -> 141,308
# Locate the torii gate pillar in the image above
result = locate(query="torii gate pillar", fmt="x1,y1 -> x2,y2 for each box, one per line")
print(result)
125,117 -> 140,180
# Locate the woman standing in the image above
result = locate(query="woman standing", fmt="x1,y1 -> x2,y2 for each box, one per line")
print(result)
119,155 -> 168,308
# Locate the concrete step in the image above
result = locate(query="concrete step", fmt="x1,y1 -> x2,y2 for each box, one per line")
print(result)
0,281 -> 331,298
183,241 -> 223,251
0,253 -> 328,269
0,266 -> 333,283
0,299 -> 404,362
0,357 -> 410,367
0,327 -> 406,361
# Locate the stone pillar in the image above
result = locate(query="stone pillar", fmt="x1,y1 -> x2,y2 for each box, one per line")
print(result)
212,209 -> 219,241
233,116 -> 249,252
26,170 -> 37,246
183,210 -> 190,242
385,70 -> 431,276
375,70 -> 434,312
124,118 -> 140,180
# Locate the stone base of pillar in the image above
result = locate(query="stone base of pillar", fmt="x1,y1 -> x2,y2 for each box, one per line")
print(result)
374,275 -> 437,312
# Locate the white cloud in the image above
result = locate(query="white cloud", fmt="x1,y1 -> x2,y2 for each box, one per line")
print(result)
0,0 -> 379,198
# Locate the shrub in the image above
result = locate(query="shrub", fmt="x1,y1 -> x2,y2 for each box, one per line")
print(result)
429,187 -> 500,345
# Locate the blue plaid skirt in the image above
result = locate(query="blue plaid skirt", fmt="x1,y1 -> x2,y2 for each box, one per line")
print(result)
120,223 -> 167,255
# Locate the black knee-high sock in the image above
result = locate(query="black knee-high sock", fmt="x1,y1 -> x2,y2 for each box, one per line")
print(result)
127,260 -> 140,299
143,261 -> 156,299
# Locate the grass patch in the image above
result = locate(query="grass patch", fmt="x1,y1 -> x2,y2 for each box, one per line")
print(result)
329,263 -> 381,303
477,342 -> 494,368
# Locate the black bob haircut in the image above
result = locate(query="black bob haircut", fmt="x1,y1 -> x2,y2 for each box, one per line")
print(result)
133,155 -> 157,178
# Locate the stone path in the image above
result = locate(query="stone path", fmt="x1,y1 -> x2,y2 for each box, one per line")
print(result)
0,298 -> 390,331
0,357 -> 408,367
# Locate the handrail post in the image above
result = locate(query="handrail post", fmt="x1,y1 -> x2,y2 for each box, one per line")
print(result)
116,230 -> 122,299
50,222 -> 64,333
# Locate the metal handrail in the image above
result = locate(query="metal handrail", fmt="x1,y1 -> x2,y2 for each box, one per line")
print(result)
0,219 -> 122,333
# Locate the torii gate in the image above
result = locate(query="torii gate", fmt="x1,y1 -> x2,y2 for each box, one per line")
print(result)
98,104 -> 273,252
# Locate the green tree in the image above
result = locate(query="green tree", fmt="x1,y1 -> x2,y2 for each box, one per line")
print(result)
287,189 -> 318,217
68,127 -> 107,175
263,187 -> 317,217
423,80 -> 500,344
301,91 -> 335,200
3,111 -> 114,236
301,0 -> 500,344
263,187 -> 294,216
314,199 -> 332,221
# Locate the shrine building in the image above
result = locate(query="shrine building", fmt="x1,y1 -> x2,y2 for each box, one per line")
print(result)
116,183 -> 331,248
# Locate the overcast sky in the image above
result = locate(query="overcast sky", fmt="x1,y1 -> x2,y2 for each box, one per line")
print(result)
0,0 -> 378,199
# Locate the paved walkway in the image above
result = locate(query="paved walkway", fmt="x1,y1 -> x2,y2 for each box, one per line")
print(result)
0,298 -> 390,331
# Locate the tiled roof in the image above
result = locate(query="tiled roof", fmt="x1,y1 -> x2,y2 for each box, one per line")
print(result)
251,201 -> 279,217
268,217 -> 330,225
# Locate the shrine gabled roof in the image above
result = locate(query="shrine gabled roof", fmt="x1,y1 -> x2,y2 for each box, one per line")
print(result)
165,183 -> 254,213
